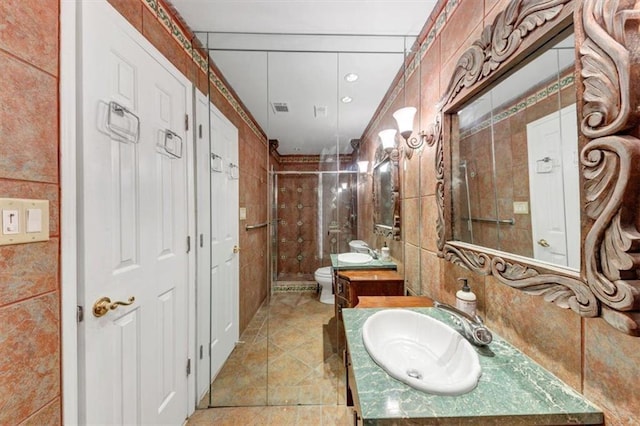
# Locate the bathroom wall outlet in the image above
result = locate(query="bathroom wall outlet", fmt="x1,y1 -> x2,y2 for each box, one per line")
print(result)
0,198 -> 49,246
513,201 -> 529,214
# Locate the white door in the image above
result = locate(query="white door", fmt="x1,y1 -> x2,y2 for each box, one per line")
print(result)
209,106 -> 240,380
527,103 -> 580,269
78,2 -> 191,424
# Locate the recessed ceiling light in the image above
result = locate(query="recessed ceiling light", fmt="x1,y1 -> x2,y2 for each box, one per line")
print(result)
341,96 -> 353,104
344,73 -> 359,82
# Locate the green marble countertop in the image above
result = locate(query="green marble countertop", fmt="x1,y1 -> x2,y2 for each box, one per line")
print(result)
343,307 -> 603,425
330,253 -> 397,270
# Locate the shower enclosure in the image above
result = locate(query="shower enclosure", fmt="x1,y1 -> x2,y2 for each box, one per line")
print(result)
270,170 -> 357,291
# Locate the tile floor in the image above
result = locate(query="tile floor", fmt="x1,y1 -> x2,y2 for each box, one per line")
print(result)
189,292 -> 352,425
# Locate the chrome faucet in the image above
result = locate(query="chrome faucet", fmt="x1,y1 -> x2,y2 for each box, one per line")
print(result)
433,301 -> 493,346
367,247 -> 379,259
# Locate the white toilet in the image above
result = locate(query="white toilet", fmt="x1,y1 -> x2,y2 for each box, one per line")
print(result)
314,266 -> 334,305
315,240 -> 369,305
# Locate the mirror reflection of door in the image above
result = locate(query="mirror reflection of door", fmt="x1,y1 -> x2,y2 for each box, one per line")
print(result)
526,104 -> 580,269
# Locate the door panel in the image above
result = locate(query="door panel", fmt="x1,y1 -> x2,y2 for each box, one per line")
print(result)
79,2 -> 190,424
209,107 -> 239,382
526,104 -> 579,269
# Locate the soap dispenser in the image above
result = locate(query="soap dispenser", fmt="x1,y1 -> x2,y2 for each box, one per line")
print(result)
455,278 -> 477,317
381,242 -> 390,261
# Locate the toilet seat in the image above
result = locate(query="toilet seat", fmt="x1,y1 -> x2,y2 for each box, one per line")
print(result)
315,266 -> 332,278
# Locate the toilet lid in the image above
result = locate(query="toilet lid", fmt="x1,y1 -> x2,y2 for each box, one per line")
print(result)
316,266 -> 332,277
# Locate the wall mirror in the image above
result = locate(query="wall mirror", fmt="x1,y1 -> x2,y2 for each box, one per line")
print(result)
435,0 -> 640,336
372,145 -> 400,239
451,32 -> 580,271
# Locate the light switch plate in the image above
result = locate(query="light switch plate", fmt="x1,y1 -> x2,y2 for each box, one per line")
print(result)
0,198 -> 49,246
22,199 -> 49,242
239,207 -> 247,221
513,201 -> 529,215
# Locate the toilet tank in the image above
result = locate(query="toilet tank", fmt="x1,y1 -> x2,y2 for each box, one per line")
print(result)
349,240 -> 369,253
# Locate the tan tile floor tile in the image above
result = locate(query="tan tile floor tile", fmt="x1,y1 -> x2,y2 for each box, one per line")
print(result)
202,293 -> 344,411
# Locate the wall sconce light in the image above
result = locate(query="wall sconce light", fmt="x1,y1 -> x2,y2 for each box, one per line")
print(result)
341,182 -> 348,190
378,129 -> 397,152
357,160 -> 369,174
393,106 -> 429,159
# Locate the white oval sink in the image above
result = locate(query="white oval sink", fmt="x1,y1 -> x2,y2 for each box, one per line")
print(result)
337,252 -> 372,264
362,309 -> 481,395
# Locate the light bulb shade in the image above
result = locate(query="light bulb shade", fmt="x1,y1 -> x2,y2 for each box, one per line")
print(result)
378,129 -> 397,151
393,106 -> 417,140
341,182 -> 348,189
357,160 -> 369,173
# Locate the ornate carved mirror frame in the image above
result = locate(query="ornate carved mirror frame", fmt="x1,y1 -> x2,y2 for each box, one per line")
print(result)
372,145 -> 401,240
430,0 -> 640,336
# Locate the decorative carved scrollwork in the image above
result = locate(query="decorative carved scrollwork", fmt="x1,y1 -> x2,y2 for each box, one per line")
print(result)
439,0 -> 572,109
581,136 -> 640,312
490,257 -> 599,317
432,114 -> 446,254
443,244 -> 492,275
578,0 -> 640,138
577,0 -> 640,334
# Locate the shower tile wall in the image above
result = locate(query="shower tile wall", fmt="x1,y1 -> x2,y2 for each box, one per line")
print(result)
277,175 -> 320,280
275,173 -> 355,281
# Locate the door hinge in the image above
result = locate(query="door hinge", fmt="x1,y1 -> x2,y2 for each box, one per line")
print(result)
199,345 -> 204,359
198,124 -> 203,139
77,305 -> 84,323
199,234 -> 204,247
187,236 -> 191,253
185,114 -> 189,131
186,358 -> 192,376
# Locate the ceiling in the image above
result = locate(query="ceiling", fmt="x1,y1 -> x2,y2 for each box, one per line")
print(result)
170,0 -> 438,155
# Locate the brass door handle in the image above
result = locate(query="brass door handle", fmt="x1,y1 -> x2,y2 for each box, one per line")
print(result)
93,296 -> 135,317
537,239 -> 550,247
233,245 -> 240,253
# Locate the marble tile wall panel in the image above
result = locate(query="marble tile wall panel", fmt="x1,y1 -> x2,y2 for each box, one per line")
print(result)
0,0 -> 58,76
403,197 -> 420,247
141,7 -> 189,77
0,238 -> 59,307
404,243 -> 420,295
107,0 -> 143,33
484,275 -> 582,391
0,51 -> 58,183
420,249 -> 441,299
583,318 -> 640,424
19,397 -> 61,426
0,293 -> 60,424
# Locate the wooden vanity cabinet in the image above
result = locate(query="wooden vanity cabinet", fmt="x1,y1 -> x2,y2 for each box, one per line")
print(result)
334,269 -> 404,320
